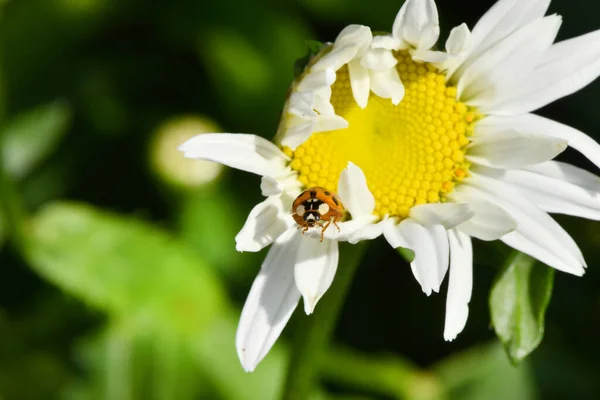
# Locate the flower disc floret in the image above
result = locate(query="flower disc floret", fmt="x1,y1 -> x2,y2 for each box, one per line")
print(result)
286,51 -> 478,218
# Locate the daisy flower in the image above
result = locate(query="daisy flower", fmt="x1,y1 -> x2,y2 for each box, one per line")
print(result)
180,0 -> 600,372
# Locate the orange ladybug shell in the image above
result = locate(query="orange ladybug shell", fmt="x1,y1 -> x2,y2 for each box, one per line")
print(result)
291,187 -> 345,226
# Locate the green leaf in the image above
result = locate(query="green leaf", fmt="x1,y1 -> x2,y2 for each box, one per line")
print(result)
178,190 -> 257,280
435,342 -> 536,400
397,247 -> 415,263
26,202 -> 227,334
305,40 -> 325,54
63,322 -> 207,400
1,100 -> 71,179
489,251 -> 554,364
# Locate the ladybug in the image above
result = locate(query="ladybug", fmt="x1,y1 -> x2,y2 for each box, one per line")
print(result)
292,187 -> 345,242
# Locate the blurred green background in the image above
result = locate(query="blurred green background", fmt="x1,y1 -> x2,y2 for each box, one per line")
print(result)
0,0 -> 599,399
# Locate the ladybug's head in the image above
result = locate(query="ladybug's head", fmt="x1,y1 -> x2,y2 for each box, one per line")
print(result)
304,211 -> 320,227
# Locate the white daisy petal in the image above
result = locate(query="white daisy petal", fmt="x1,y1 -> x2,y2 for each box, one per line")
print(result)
458,16 -> 561,102
446,23 -> 472,55
334,24 -> 373,49
444,229 -> 473,341
360,48 -> 398,70
348,58 -> 370,109
431,224 -> 450,292
450,191 -> 517,241
313,114 -> 349,133
397,219 -> 448,295
313,45 -> 360,73
409,203 -> 474,229
478,114 -> 600,171
313,87 -> 335,116
260,176 -> 282,197
280,119 -> 315,150
235,196 -> 292,252
294,237 -> 339,315
313,25 -> 373,72
371,34 -> 402,50
392,0 -> 440,51
369,68 -> 405,105
467,130 -> 567,168
456,0 -> 550,76
485,30 -> 600,115
526,161 -> 600,191
236,228 -> 301,372
382,217 -> 408,248
348,217 -> 386,244
411,49 -> 449,63
179,133 -> 288,177
313,216 -> 376,242
297,69 -> 337,92
466,174 -> 586,276
505,161 -> 600,220
337,162 -> 375,218
287,91 -> 317,118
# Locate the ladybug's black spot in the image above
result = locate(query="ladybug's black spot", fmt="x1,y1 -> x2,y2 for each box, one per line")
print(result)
310,190 -> 317,198
332,196 -> 339,206
305,199 -> 324,211
324,191 -> 331,196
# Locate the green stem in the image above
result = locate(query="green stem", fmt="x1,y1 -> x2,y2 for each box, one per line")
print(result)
281,241 -> 368,400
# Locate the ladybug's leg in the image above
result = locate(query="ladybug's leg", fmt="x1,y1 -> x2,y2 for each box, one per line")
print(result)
301,224 -> 310,235
320,220 -> 332,242
332,214 -> 342,232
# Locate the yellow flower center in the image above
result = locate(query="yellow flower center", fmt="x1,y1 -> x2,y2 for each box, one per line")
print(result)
285,51 -> 479,218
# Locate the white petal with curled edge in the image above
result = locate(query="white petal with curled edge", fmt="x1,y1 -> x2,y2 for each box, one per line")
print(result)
392,0 -> 440,50
370,68 -> 405,105
260,176 -> 281,197
477,113 -> 600,171
505,161 -> 600,220
334,24 -> 373,49
348,58 -> 370,109
411,50 -> 449,64
287,91 -> 317,119
467,174 -> 586,276
337,161 -> 376,218
409,203 -> 474,229
314,114 -> 349,134
313,25 -> 373,72
312,45 -> 359,73
294,237 -> 339,315
179,133 -> 288,177
446,23 -> 472,55
383,217 -> 409,249
449,190 -> 517,241
312,215 -> 379,242
444,229 -> 473,341
468,130 -> 567,168
371,34 -> 403,50
397,219 -> 448,295
236,228 -> 302,372
348,217 -> 386,244
235,196 -> 292,252
280,119 -> 315,150
361,48 -> 397,70
297,69 -> 336,92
